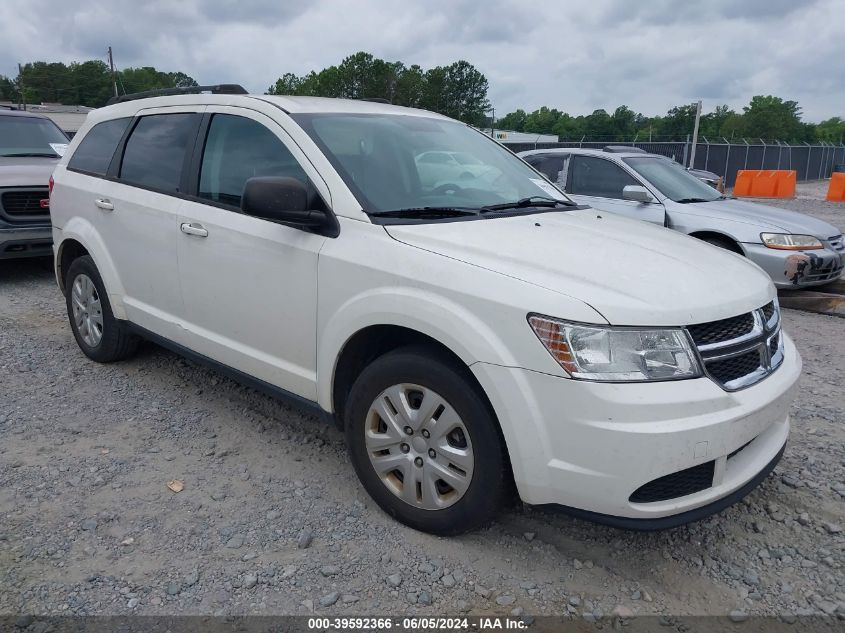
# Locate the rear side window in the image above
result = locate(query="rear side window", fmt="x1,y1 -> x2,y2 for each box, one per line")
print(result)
568,155 -> 639,199
120,114 -> 200,193
198,114 -> 309,208
526,154 -> 569,186
67,118 -> 131,176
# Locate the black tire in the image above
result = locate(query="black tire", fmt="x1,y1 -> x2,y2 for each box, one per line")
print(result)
701,235 -> 743,255
65,255 -> 139,363
345,346 -> 509,535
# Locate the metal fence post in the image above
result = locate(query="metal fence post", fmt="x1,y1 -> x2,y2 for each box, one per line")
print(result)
805,142 -> 811,182
682,134 -> 689,168
579,135 -> 585,148
818,143 -> 825,180
744,139 -> 749,170
761,139 -> 767,170
723,137 -> 731,183
776,141 -> 782,170
703,137 -> 710,172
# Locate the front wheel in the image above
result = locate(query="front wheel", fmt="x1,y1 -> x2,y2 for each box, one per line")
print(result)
345,347 -> 509,535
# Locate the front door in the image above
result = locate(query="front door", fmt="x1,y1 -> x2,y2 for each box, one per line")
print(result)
565,154 -> 666,225
176,108 -> 332,400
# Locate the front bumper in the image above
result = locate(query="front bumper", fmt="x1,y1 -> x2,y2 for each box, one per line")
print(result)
0,225 -> 53,259
743,243 -> 844,288
472,333 -> 801,524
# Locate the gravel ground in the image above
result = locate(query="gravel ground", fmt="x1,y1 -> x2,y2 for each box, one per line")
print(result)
1,188 -> 844,620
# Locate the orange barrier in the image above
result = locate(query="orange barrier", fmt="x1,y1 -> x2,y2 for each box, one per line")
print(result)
826,173 -> 845,202
733,170 -> 796,198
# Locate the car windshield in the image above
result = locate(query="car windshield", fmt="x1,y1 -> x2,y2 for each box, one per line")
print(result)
623,156 -> 723,203
293,113 -> 571,214
0,115 -> 68,157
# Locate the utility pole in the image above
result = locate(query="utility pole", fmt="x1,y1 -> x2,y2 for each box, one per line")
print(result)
17,63 -> 26,111
108,46 -> 118,97
688,99 -> 702,168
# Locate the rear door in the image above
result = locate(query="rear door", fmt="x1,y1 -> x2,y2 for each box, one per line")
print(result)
565,155 -> 666,225
175,107 -> 331,399
70,108 -> 203,342
105,108 -> 203,341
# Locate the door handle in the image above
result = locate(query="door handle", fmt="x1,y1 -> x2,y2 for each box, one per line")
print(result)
94,198 -> 114,211
180,222 -> 208,238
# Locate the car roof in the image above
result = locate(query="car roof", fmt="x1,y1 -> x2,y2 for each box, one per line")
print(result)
84,93 -> 450,126
519,148 -> 658,160
0,108 -> 51,120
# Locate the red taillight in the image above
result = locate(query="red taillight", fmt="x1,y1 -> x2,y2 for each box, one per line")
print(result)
49,175 -> 54,196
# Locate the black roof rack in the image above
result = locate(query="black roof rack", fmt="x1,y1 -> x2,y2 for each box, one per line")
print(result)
106,84 -> 248,106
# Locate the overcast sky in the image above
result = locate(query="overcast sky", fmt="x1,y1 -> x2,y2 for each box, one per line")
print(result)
1,0 -> 843,121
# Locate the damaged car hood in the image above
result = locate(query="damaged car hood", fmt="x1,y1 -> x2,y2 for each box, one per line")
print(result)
676,198 -> 841,238
385,209 -> 774,326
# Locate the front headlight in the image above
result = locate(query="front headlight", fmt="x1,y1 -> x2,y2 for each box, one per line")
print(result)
760,233 -> 823,250
528,314 -> 701,382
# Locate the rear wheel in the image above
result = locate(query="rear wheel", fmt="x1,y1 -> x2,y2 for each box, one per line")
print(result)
345,347 -> 508,535
65,255 -> 139,362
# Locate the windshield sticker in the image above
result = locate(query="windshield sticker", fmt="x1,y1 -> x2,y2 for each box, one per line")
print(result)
49,143 -> 68,157
529,178 -> 567,201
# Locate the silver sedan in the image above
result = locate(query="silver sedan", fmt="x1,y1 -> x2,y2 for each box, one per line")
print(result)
519,148 -> 844,288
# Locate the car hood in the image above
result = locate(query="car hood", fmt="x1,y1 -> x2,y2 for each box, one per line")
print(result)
0,156 -> 58,187
678,198 -> 841,238
385,209 -> 773,326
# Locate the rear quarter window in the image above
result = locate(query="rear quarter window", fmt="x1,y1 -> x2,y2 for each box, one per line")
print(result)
67,118 -> 131,176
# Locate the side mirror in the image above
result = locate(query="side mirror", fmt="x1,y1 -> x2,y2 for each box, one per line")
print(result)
241,177 -> 328,229
622,185 -> 655,203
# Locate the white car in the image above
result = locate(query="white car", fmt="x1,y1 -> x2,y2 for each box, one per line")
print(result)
519,148 -> 844,288
50,86 -> 801,534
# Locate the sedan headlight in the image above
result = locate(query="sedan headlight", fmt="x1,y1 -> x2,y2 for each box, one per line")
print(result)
528,314 -> 701,381
760,233 -> 823,250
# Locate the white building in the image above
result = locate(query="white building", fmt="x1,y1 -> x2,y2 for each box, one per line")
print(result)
0,102 -> 93,137
476,129 -> 558,144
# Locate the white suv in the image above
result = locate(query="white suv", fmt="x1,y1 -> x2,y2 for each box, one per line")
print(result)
50,87 -> 801,534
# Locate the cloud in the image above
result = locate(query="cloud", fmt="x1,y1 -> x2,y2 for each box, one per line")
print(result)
0,0 -> 841,122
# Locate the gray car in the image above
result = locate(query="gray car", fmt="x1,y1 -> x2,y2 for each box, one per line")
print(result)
519,148 -> 844,288
0,109 -> 67,259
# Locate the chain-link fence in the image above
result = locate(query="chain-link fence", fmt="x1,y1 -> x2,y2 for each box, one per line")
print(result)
504,138 -> 845,188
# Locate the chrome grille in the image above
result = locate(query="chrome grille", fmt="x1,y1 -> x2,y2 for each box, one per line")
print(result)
687,301 -> 783,391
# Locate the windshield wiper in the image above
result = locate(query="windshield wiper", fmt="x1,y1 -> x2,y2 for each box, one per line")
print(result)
0,152 -> 60,158
368,206 -> 480,218
480,196 -> 576,212
675,197 -> 714,204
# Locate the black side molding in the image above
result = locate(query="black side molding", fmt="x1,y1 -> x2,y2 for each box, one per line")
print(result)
535,442 -> 786,531
125,322 -> 334,425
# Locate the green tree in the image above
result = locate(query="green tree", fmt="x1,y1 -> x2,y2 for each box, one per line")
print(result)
741,95 -> 806,141
496,108 -> 528,132
0,75 -> 19,101
816,117 -> 845,143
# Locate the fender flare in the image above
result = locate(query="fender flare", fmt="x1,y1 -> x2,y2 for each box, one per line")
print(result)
57,217 -> 127,319
317,287 -> 518,412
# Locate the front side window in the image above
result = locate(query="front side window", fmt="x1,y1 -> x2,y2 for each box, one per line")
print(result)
68,118 -> 131,176
0,115 -> 68,158
568,155 -> 639,199
624,156 -> 722,202
198,114 -> 309,208
292,113 -> 572,214
119,113 -> 200,193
